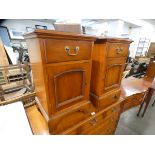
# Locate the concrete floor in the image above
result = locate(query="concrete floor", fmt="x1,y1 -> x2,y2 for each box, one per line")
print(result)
115,96 -> 155,135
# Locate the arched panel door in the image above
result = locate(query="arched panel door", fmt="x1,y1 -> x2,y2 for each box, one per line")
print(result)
103,58 -> 126,93
46,62 -> 91,114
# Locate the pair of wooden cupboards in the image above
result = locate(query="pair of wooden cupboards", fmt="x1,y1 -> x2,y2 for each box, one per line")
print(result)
24,30 -> 132,135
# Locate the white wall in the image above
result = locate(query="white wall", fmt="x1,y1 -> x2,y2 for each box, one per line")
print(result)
128,20 -> 155,57
84,20 -> 125,37
1,19 -> 55,32
84,19 -> 155,58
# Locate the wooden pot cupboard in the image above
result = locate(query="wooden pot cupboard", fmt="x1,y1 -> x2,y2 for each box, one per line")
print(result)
90,37 -> 133,110
24,30 -> 133,135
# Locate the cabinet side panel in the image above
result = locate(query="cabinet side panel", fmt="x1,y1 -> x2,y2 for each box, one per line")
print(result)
26,38 -> 49,115
90,43 -> 107,96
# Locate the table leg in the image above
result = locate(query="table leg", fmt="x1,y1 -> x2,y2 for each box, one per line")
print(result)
137,92 -> 148,117
141,88 -> 154,117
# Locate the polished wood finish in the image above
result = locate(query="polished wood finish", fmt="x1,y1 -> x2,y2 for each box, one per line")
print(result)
48,101 -> 97,134
107,43 -> 129,58
137,82 -> 155,117
90,37 -> 133,110
121,77 -> 153,98
122,93 -> 145,112
25,31 -> 133,135
121,77 -> 154,112
24,30 -> 96,134
145,59 -> 155,78
90,89 -> 121,110
46,61 -> 91,113
104,58 -> 126,92
44,39 -> 92,63
25,105 -> 49,135
62,98 -> 123,135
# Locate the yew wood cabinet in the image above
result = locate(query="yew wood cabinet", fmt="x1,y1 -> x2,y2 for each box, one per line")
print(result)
24,30 -> 98,134
24,30 -> 132,135
90,37 -> 133,110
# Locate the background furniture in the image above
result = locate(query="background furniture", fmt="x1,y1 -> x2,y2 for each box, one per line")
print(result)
136,38 -> 150,56
147,42 -> 155,58
54,23 -> 82,34
137,83 -> 155,117
121,76 -> 154,112
145,58 -> 155,78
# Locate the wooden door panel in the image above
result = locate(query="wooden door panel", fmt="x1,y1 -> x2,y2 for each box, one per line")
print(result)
105,64 -> 122,89
46,61 -> 91,114
54,69 -> 85,108
104,58 -> 126,92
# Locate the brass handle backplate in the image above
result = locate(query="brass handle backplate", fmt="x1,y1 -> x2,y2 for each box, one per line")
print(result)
65,46 -> 79,56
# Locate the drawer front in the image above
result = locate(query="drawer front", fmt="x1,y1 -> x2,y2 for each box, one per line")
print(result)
107,43 -> 129,58
99,89 -> 121,110
44,39 -> 92,63
122,93 -> 145,112
62,103 -> 121,135
65,112 -> 119,135
48,102 -> 97,134
46,61 -> 91,114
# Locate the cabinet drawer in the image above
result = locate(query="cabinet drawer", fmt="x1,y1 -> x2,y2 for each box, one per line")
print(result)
48,101 -> 97,134
64,112 -> 119,135
107,43 -> 129,58
44,39 -> 92,63
122,93 -> 145,112
62,103 -> 121,135
99,89 -> 121,110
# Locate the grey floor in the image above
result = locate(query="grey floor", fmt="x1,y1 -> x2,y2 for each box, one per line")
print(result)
115,96 -> 155,135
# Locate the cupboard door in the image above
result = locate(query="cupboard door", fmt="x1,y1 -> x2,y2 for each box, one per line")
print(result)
103,58 -> 126,93
46,62 -> 91,114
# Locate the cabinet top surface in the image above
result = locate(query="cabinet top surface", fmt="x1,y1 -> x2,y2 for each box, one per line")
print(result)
24,30 -> 133,43
95,36 -> 133,43
24,29 -> 96,41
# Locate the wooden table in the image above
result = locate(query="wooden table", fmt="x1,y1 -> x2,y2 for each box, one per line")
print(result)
120,77 -> 154,112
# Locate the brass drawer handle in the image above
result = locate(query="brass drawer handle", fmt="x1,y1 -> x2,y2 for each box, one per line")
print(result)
65,46 -> 79,56
89,118 -> 98,126
116,48 -> 122,54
